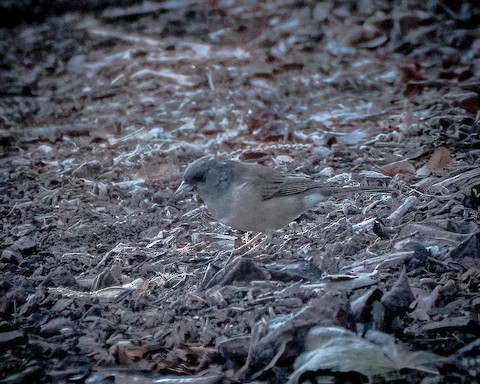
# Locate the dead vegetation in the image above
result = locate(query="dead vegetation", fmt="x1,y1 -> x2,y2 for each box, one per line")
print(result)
1,0 -> 479,383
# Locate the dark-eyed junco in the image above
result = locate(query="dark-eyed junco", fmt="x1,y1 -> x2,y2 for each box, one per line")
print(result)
176,156 -> 391,233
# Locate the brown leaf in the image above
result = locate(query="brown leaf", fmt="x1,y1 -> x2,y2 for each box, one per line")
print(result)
379,160 -> 416,176
426,146 -> 451,172
459,267 -> 480,292
154,344 -> 219,374
458,94 -> 480,113
110,341 -> 148,365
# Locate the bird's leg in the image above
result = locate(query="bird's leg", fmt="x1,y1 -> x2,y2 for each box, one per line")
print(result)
221,232 -> 268,267
230,232 -> 264,256
241,235 -> 270,257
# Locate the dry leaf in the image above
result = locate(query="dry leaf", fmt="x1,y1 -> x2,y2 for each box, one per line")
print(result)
109,340 -> 148,365
410,286 -> 441,321
426,146 -> 451,172
288,326 -> 440,383
381,269 -> 414,319
379,160 -> 416,176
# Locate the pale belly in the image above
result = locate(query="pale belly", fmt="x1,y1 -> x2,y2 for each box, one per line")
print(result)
222,185 -> 324,233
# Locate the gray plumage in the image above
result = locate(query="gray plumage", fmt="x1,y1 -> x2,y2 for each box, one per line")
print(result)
178,156 -> 390,233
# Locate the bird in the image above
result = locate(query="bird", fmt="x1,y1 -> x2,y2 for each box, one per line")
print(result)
176,156 -> 391,234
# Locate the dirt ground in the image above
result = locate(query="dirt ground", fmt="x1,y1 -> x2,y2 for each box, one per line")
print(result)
1,1 -> 480,383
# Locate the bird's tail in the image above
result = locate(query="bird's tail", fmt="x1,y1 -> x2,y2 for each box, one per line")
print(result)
317,186 -> 392,198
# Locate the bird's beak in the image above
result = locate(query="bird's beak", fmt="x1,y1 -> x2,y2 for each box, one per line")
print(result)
174,181 -> 191,196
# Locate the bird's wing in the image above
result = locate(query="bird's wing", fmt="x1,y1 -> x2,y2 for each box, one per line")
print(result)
258,173 -> 319,200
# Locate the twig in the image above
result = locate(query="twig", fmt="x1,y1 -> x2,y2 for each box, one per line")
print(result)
387,196 -> 417,225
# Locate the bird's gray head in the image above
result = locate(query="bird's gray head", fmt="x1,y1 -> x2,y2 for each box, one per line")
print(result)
181,156 -> 234,198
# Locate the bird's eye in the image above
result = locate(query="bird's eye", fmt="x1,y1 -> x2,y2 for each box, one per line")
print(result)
193,173 -> 206,183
